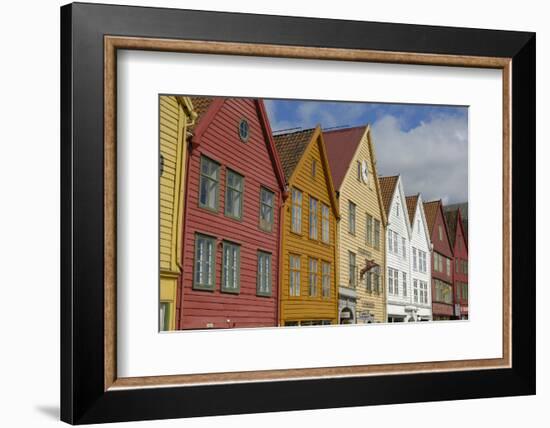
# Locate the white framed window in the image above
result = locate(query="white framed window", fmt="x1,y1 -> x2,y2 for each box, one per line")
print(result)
413,247 -> 418,271
374,219 -> 380,250
395,202 -> 400,217
321,204 -> 330,243
349,251 -> 357,288
309,258 -> 318,296
257,251 -> 272,296
309,197 -> 318,240
388,268 -> 394,294
393,231 -> 399,255
402,272 -> 407,297
221,241 -> 240,293
402,237 -> 407,260
322,261 -> 331,298
388,230 -> 393,253
291,188 -> 302,234
446,258 -> 451,276
413,279 -> 419,303
348,201 -> 356,235
366,214 -> 373,246
289,254 -> 301,296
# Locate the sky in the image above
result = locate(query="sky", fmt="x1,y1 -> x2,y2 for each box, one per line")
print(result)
264,99 -> 468,205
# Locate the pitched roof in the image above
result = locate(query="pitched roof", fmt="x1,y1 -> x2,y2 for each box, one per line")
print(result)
423,200 -> 440,233
379,176 -> 399,216
188,96 -> 214,127
323,126 -> 368,190
272,128 -> 316,181
444,209 -> 459,247
405,195 -> 419,226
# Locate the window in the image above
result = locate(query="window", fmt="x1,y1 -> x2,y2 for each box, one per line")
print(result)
289,255 -> 301,296
456,259 -> 460,273
395,203 -> 400,217
393,231 -> 399,255
388,268 -> 397,294
402,272 -> 407,296
434,279 -> 453,304
413,279 -> 419,303
199,156 -> 220,211
291,188 -> 302,233
259,187 -> 274,232
311,159 -> 317,178
225,169 -> 244,220
160,302 -> 170,331
221,241 -> 240,293
417,219 -> 421,233
366,214 -> 373,246
388,230 -> 393,253
421,281 -> 428,304
257,251 -> 272,296
463,260 -> 468,275
366,271 -> 372,293
194,234 -> 216,290
374,271 -> 382,294
309,258 -> 318,297
309,197 -> 318,240
402,237 -> 407,260
322,262 -> 331,298
238,118 -> 249,142
356,161 -> 361,181
393,269 -> 399,294
413,247 -> 418,271
374,219 -> 381,249
348,201 -> 356,235
321,204 -> 330,243
348,251 -> 357,288
438,225 -> 443,241
462,282 -> 468,300
446,258 -> 451,276
420,251 -> 427,273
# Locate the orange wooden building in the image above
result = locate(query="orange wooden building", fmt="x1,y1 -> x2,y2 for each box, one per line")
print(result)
273,126 -> 340,326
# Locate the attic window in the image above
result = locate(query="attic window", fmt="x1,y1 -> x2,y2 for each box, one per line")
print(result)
238,118 -> 249,142
311,159 -> 317,178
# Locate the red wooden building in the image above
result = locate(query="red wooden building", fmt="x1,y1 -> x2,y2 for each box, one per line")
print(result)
176,97 -> 287,330
423,200 -> 455,320
444,207 -> 469,319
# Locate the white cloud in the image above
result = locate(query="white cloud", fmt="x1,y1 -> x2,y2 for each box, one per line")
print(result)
372,114 -> 468,204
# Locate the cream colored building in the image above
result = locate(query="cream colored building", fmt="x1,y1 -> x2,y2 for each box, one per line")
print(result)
324,126 -> 387,324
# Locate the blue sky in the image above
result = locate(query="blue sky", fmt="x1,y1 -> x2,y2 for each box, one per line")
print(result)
264,99 -> 468,205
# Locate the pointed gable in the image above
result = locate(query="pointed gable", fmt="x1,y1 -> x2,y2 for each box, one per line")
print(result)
406,194 -> 419,226
444,209 -> 459,248
323,125 -> 368,191
273,128 -> 315,183
379,175 -> 399,217
423,200 -> 440,234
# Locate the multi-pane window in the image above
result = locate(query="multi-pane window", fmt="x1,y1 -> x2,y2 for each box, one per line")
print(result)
160,302 -> 170,331
257,251 -> 272,296
438,225 -> 443,241
309,197 -> 318,239
420,281 -> 428,304
289,254 -> 301,296
393,231 -> 399,255
413,279 -> 419,303
434,252 -> 446,273
374,219 -> 380,250
434,279 -> 453,304
413,247 -> 418,271
309,258 -> 318,296
348,201 -> 356,235
463,260 -> 468,275
291,188 -> 302,233
225,169 -> 244,220
259,187 -> 274,232
374,271 -> 381,294
462,282 -> 468,300
446,258 -> 451,276
402,237 -> 407,260
321,204 -> 330,243
194,234 -> 216,290
199,156 -> 220,211
388,268 -> 399,294
221,241 -> 240,293
366,271 -> 372,293
348,251 -> 357,288
366,214 -> 373,246
322,262 -> 330,298
402,272 -> 407,296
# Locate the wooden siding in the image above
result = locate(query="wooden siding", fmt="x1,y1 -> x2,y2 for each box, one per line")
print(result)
430,203 -> 454,318
178,98 -> 282,329
159,96 -> 193,331
279,131 -> 339,324
337,129 -> 386,323
452,210 -> 468,314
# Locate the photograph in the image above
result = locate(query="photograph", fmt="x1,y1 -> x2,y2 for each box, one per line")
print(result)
159,95 -> 469,331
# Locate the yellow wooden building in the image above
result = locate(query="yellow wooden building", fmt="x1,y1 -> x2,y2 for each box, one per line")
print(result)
159,96 -> 197,331
324,126 -> 387,323
273,126 -> 340,326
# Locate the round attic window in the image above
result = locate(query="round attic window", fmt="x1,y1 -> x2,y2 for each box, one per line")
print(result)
238,119 -> 249,142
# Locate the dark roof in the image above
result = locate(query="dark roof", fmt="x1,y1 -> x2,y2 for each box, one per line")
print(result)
323,126 -> 368,190
444,209 -> 459,247
423,200 -> 440,233
188,96 -> 214,129
405,195 -> 419,226
444,202 -> 468,220
272,128 -> 316,181
379,176 -> 399,216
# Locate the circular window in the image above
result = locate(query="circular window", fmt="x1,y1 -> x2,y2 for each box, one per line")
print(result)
238,119 -> 249,142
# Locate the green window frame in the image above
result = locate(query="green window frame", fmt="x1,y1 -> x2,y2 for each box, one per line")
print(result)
225,169 -> 244,220
193,233 -> 216,290
291,188 -> 302,234
257,251 -> 272,296
221,241 -> 240,293
259,187 -> 275,232
309,257 -> 318,296
198,156 -> 220,212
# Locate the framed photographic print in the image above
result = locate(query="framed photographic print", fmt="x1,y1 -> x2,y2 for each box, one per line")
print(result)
60,2 -> 535,424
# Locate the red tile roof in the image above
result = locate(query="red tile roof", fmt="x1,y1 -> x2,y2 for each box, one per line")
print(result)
423,200 -> 441,233
323,126 -> 368,191
272,128 -> 316,181
379,176 -> 399,216
405,194 -> 419,226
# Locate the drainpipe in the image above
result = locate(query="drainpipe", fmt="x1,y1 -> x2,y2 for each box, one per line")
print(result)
276,187 -> 288,326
